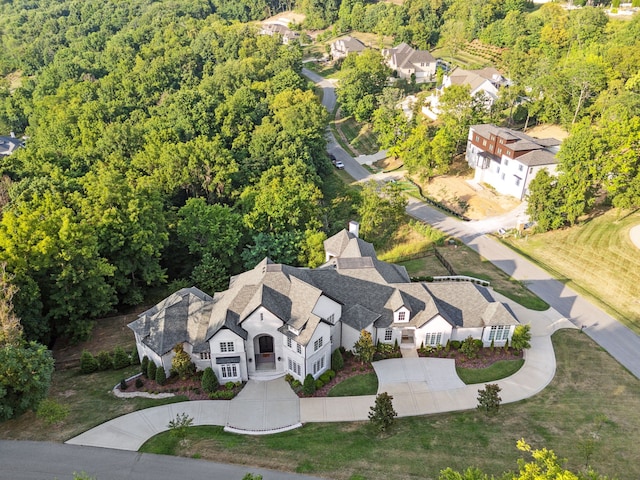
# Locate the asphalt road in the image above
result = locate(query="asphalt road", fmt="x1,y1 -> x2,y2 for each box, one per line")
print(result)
302,68 -> 369,181
0,440 -> 326,480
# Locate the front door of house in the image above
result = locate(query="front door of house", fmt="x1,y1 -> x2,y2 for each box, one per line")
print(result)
255,334 -> 275,370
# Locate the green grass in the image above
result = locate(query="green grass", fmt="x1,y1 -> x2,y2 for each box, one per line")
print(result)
456,359 -> 525,384
502,208 -> 640,332
328,373 -> 378,397
139,330 -> 640,480
334,115 -> 379,155
0,365 -> 188,442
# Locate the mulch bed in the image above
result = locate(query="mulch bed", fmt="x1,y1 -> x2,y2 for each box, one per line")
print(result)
118,372 -> 242,401
418,347 -> 523,369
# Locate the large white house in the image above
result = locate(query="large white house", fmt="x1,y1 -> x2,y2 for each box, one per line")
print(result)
330,36 -> 366,59
129,224 -> 520,383
466,124 -> 562,200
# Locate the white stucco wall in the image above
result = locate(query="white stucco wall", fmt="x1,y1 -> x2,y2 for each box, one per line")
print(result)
305,323 -> 331,379
342,323 -> 373,351
312,295 -> 341,326
241,306 -> 284,378
451,327 -> 484,342
209,329 -> 248,381
415,315 -> 453,347
376,327 -> 400,345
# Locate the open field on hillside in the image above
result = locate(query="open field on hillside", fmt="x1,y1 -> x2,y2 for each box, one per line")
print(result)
503,208 -> 640,334
140,330 -> 640,480
334,114 -> 379,155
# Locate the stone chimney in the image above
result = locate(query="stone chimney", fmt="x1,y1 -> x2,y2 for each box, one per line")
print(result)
348,220 -> 359,238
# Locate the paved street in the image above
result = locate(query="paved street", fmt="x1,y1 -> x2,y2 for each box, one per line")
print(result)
0,440 -> 325,480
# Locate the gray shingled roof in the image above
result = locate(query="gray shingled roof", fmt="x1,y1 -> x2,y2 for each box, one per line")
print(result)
386,43 -> 435,69
130,230 -> 518,358
516,149 -> 558,167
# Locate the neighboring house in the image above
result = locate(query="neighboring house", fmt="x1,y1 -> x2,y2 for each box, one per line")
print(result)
129,222 -> 520,383
0,134 -> 23,156
330,36 -> 366,59
424,67 -> 510,120
382,43 -> 437,83
466,124 -> 562,200
259,23 -> 300,44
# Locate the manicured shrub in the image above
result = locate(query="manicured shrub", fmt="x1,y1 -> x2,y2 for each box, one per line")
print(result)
460,336 -> 480,359
225,381 -> 235,390
315,379 -> 324,390
331,348 -> 344,371
79,350 -> 98,374
201,367 -> 218,394
96,351 -> 112,371
120,378 -> 128,391
112,346 -> 130,370
135,378 -> 144,388
129,346 -> 140,365
319,370 -> 335,383
147,361 -> 157,381
155,365 -> 167,386
284,373 -> 294,384
450,340 -> 461,350
141,356 -> 149,377
303,374 -> 316,395
511,324 -> 532,352
292,380 -> 301,389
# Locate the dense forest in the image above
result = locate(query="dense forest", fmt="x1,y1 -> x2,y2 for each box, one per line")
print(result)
1,0 -> 640,347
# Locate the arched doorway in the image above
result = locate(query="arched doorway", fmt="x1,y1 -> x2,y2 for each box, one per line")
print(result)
254,334 -> 275,371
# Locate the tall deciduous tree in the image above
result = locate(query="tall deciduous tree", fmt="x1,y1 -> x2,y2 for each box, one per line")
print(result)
358,180 -> 407,245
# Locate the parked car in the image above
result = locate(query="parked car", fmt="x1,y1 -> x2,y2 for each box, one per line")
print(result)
334,161 -> 345,169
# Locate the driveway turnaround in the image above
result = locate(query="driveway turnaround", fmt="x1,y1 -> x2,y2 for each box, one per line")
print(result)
67,299 -> 573,450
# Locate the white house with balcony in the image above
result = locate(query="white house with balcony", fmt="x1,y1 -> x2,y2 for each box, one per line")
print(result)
466,124 -> 562,200
129,222 -> 520,383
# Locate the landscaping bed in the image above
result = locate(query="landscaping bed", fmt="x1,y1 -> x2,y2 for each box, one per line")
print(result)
118,372 -> 244,401
418,343 -> 523,369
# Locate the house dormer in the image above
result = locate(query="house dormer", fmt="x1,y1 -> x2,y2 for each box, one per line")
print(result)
394,306 -> 410,323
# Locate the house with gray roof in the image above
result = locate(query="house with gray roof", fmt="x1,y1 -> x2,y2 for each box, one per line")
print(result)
0,134 -> 23,157
330,36 -> 366,60
466,124 -> 562,200
129,223 -> 520,382
382,43 -> 437,83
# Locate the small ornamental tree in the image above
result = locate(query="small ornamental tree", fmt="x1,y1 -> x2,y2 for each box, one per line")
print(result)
353,330 -> 375,364
112,346 -> 130,370
460,336 -> 480,359
477,383 -> 502,415
155,365 -> 167,386
147,360 -> 157,381
167,412 -> 194,440
511,324 -> 532,352
80,350 -> 98,374
141,356 -> 149,377
171,344 -> 195,380
303,373 -> 316,395
201,367 -> 218,393
368,392 -> 397,433
331,348 -> 344,371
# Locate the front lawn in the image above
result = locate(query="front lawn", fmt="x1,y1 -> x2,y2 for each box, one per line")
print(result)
456,359 -> 525,384
139,330 -> 640,480
328,373 -> 378,397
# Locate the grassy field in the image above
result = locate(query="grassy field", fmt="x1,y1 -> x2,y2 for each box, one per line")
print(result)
503,208 -> 640,333
328,373 -> 378,397
139,330 -> 640,480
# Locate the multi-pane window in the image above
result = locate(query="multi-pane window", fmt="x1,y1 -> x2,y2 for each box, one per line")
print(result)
297,344 -> 302,354
220,341 -> 234,353
518,164 -> 524,172
425,332 -> 442,346
200,352 -> 211,360
488,325 -> 510,341
313,356 -> 325,375
397,311 -> 406,322
288,358 -> 302,376
326,313 -> 335,324
504,159 -> 509,166
314,337 -> 323,351
515,178 -> 521,187
220,364 -> 238,378
287,337 -> 292,348
385,329 -> 393,341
